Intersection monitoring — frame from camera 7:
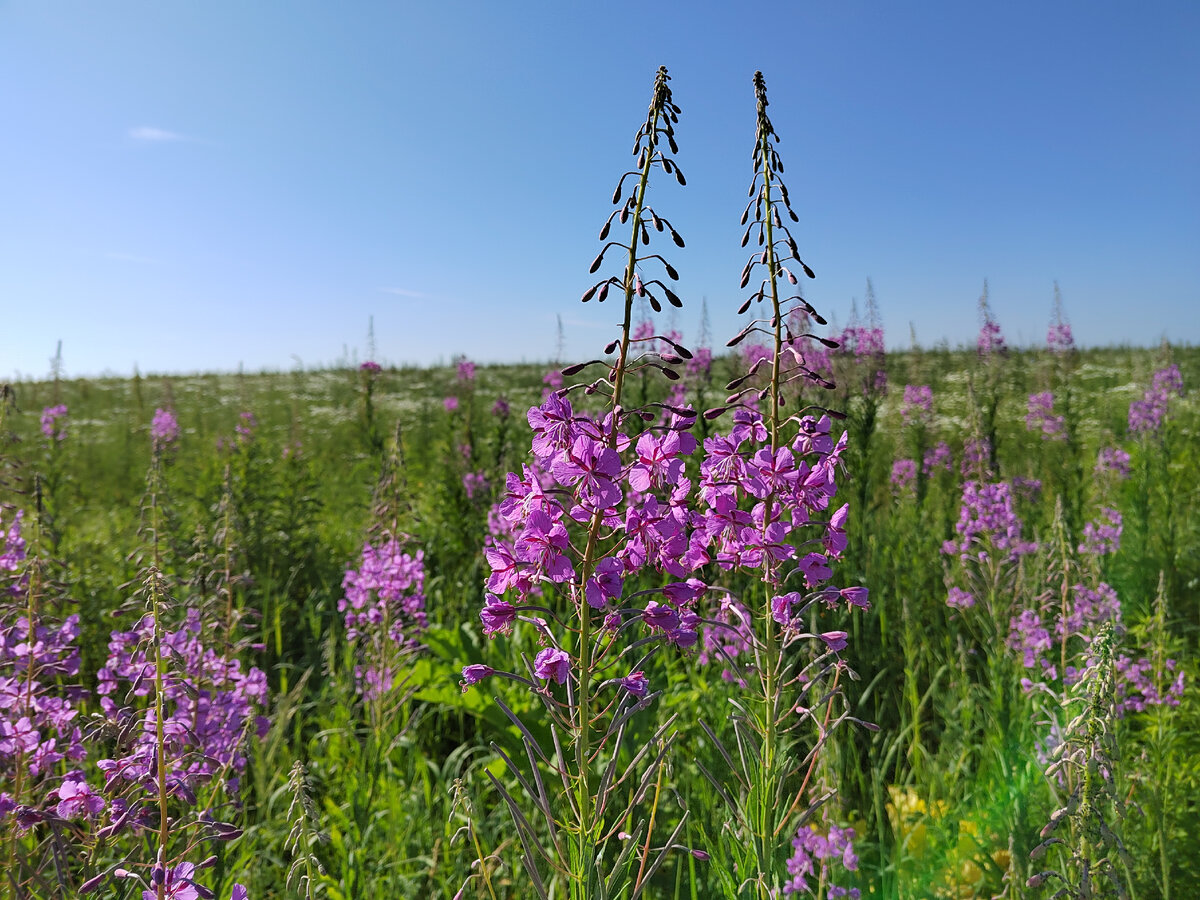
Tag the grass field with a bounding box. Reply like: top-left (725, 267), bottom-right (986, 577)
top-left (2, 333), bottom-right (1196, 899)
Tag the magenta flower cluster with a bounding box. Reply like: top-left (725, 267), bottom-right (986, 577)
top-left (977, 315), bottom-right (1006, 356)
top-left (1094, 446), bottom-right (1131, 479)
top-left (922, 442), bottom-right (952, 476)
top-left (151, 408), bottom-right (180, 449)
top-left (40, 404), bottom-right (68, 441)
top-left (899, 385), bottom-right (933, 427)
top-left (1, 612), bottom-right (87, 790)
top-left (1079, 507), bottom-right (1122, 556)
top-left (1025, 392), bottom-right (1065, 440)
top-left (1046, 320), bottom-right (1074, 352)
top-left (1, 510), bottom-right (26, 596)
top-left (890, 459), bottom-right (916, 492)
top-left (96, 608), bottom-right (268, 799)
top-left (1129, 364), bottom-right (1184, 435)
top-left (1115, 655), bottom-right (1185, 714)
top-left (340, 541), bottom-right (427, 699)
top-left (782, 821), bottom-right (860, 897)
top-left (960, 437), bottom-right (992, 478)
top-left (942, 481), bottom-right (1037, 565)
top-left (470, 389), bottom-right (863, 691)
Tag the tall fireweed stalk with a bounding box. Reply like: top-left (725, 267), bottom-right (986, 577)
top-left (695, 72), bottom-right (870, 899)
top-left (80, 433), bottom-right (257, 899)
top-left (462, 66), bottom-right (702, 900)
top-left (1028, 623), bottom-right (1130, 899)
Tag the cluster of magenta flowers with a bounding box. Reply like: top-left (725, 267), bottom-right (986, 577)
top-left (1114, 655), bottom-right (1185, 714)
top-left (782, 820), bottom-right (860, 897)
top-left (233, 411), bottom-right (256, 443)
top-left (151, 408), bottom-right (180, 450)
top-left (40, 404), bottom-right (68, 441)
top-left (96, 607), bottom-right (269, 800)
top-left (960, 437), bottom-right (992, 478)
top-left (1, 509), bottom-right (26, 594)
top-left (976, 308), bottom-right (1006, 356)
top-left (1079, 507), bottom-right (1122, 556)
top-left (1128, 363), bottom-right (1184, 435)
top-left (1007, 577), bottom-right (1186, 714)
top-left (359, 360), bottom-right (382, 373)
top-left (1094, 446), bottom-right (1131, 479)
top-left (1025, 392), bottom-right (1065, 440)
top-left (1046, 320), bottom-right (1075, 352)
top-left (922, 441), bottom-right (952, 476)
top-left (836, 322), bottom-right (887, 395)
top-left (942, 480), bottom-right (1037, 567)
top-left (1, 609), bottom-right (87, 802)
top-left (899, 384), bottom-right (932, 427)
top-left (890, 459), bottom-right (916, 492)
top-left (340, 540), bottom-right (426, 699)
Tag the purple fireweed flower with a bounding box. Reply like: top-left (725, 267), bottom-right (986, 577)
top-left (55, 774), bottom-right (105, 819)
top-left (585, 557), bottom-right (624, 609)
top-left (942, 481), bottom-right (1036, 563)
top-left (479, 596), bottom-right (517, 637)
top-left (1079, 507), bottom-right (1122, 556)
top-left (96, 609), bottom-right (268, 795)
top-left (661, 578), bottom-right (707, 605)
top-left (1025, 392), bottom-right (1065, 440)
top-left (977, 296), bottom-right (1006, 356)
top-left (1115, 655), bottom-right (1185, 714)
top-left (961, 437), bottom-right (992, 478)
top-left (492, 396), bottom-right (510, 417)
top-left (533, 648), bottom-right (570, 685)
top-left (641, 601), bottom-right (681, 634)
top-left (900, 385), bottom-right (933, 427)
top-left (443, 396), bottom-right (459, 412)
top-left (151, 408), bottom-right (180, 449)
top-left (528, 393), bottom-right (576, 462)
top-left (946, 587), bottom-right (975, 609)
top-left (890, 459), bottom-right (916, 491)
top-left (140, 862), bottom-right (202, 900)
top-left (1129, 363), bottom-right (1184, 434)
top-left (699, 595), bottom-right (753, 681)
top-left (1012, 476), bottom-right (1042, 502)
top-left (771, 592), bottom-right (803, 628)
top-left (463, 471), bottom-right (489, 500)
top-left (1094, 446), bottom-right (1131, 479)
top-left (514, 508), bottom-right (575, 585)
top-left (1, 510), bottom-right (27, 595)
top-left (1058, 582), bottom-right (1121, 639)
top-left (456, 357), bottom-right (476, 382)
top-left (460, 664), bottom-right (495, 691)
top-left (1008, 610), bottom-right (1053, 673)
top-left (550, 435), bottom-right (623, 511)
top-left (784, 821), bottom-right (860, 897)
top-left (820, 631), bottom-right (848, 652)
top-left (360, 360), bottom-right (381, 372)
top-left (618, 671), bottom-right (649, 697)
top-left (837, 586), bottom-right (870, 609)
top-left (340, 542), bottom-right (426, 698)
top-left (922, 441), bottom-right (953, 476)
top-left (40, 404), bottom-right (68, 441)
top-left (1047, 321), bottom-right (1074, 352)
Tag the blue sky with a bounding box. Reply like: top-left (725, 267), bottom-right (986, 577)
top-left (2, 1), bottom-right (1197, 378)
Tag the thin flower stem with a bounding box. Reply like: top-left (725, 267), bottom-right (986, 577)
top-left (570, 76), bottom-right (667, 898)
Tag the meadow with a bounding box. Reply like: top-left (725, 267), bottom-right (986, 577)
top-left (2, 70), bottom-right (1198, 900)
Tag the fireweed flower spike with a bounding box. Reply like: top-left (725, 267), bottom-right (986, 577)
top-left (467, 66), bottom-right (700, 898)
top-left (691, 72), bottom-right (867, 899)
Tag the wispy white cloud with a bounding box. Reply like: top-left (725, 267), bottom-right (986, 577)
top-left (128, 126), bottom-right (187, 143)
top-left (379, 287), bottom-right (425, 298)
